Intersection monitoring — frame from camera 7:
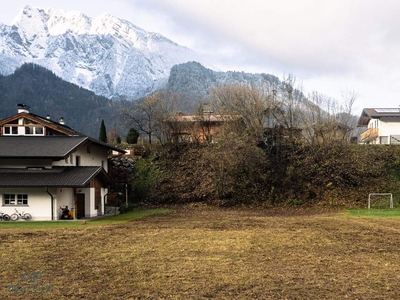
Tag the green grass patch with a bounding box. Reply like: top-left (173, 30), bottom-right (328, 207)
top-left (347, 208), bottom-right (400, 218)
top-left (0, 208), bottom-right (169, 229)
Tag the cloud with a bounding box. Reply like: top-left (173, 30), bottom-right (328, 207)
top-left (130, 0), bottom-right (400, 111)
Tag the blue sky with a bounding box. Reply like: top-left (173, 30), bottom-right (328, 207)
top-left (2, 0), bottom-right (400, 115)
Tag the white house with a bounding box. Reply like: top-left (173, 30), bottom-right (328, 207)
top-left (0, 104), bottom-right (125, 220)
top-left (358, 108), bottom-right (400, 144)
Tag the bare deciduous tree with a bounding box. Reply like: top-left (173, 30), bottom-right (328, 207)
top-left (121, 90), bottom-right (182, 144)
top-left (272, 74), bottom-right (304, 129)
top-left (107, 127), bottom-right (122, 146)
top-left (302, 89), bottom-right (358, 144)
top-left (210, 84), bottom-right (272, 141)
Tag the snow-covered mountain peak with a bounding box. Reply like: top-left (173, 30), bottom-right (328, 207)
top-left (43, 7), bottom-right (92, 35)
top-left (11, 5), bottom-right (48, 45)
top-left (90, 14), bottom-right (144, 43)
top-left (0, 5), bottom-right (197, 99)
top-left (12, 5), bottom-right (41, 25)
top-left (13, 6), bottom-right (175, 48)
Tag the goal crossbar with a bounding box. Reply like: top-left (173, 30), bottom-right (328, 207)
top-left (368, 193), bottom-right (393, 209)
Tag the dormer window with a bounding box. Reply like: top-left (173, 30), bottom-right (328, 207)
top-left (35, 127), bottom-right (44, 135)
top-left (3, 125), bottom-right (44, 136)
top-left (25, 126), bottom-right (44, 135)
top-left (4, 126), bottom-right (18, 135)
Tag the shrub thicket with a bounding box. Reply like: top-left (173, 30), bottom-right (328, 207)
top-left (136, 142), bottom-right (400, 208)
top-left (131, 151), bottom-right (165, 202)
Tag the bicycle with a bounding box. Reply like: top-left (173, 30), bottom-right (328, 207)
top-left (10, 208), bottom-right (32, 221)
top-left (0, 212), bottom-right (10, 221)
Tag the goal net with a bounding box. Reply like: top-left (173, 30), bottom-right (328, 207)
top-left (368, 193), bottom-right (393, 209)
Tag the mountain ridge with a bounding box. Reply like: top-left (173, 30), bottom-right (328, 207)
top-left (0, 5), bottom-right (287, 114)
top-left (0, 63), bottom-right (119, 138)
top-left (166, 61), bottom-right (282, 111)
top-left (0, 5), bottom-right (197, 100)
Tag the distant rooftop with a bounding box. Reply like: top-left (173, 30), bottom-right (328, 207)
top-left (358, 108), bottom-right (400, 127)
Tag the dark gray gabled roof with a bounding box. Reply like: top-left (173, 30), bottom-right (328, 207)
top-left (0, 136), bottom-right (125, 158)
top-left (85, 136), bottom-right (126, 154)
top-left (0, 136), bottom-right (88, 158)
top-left (0, 166), bottom-right (112, 187)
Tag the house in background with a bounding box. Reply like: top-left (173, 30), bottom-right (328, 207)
top-left (165, 112), bottom-right (243, 143)
top-left (358, 108), bottom-right (400, 144)
top-left (0, 104), bottom-right (125, 220)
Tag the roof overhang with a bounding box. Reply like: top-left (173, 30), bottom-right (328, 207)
top-left (358, 108), bottom-right (400, 127)
top-left (0, 112), bottom-right (78, 136)
top-left (0, 136), bottom-right (88, 158)
top-left (0, 166), bottom-right (113, 188)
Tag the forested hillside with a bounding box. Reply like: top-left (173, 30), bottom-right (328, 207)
top-left (0, 63), bottom-right (120, 137)
top-left (167, 61), bottom-right (281, 111)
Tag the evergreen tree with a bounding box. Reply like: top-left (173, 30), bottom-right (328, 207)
top-left (99, 119), bottom-right (108, 143)
top-left (126, 128), bottom-right (140, 144)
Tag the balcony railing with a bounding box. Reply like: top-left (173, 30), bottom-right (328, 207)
top-left (360, 128), bottom-right (379, 142)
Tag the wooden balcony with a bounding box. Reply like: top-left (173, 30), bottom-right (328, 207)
top-left (360, 128), bottom-right (378, 142)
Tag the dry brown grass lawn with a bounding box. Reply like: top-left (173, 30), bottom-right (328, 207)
top-left (1, 207), bottom-right (400, 299)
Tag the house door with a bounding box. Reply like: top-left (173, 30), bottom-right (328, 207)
top-left (77, 194), bottom-right (85, 218)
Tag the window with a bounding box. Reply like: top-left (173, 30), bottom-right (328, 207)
top-left (17, 194), bottom-right (28, 205)
top-left (4, 126), bottom-right (18, 135)
top-left (35, 127), bottom-right (44, 135)
top-left (4, 125), bottom-right (44, 135)
top-left (76, 156), bottom-right (81, 166)
top-left (25, 126), bottom-right (44, 135)
top-left (4, 194), bottom-right (15, 205)
top-left (25, 126), bottom-right (34, 134)
top-left (3, 194), bottom-right (28, 205)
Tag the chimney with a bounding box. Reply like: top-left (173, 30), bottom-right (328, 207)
top-left (59, 117), bottom-right (65, 125)
top-left (17, 103), bottom-right (30, 114)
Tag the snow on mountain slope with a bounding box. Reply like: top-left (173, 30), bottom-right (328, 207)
top-left (0, 5), bottom-right (197, 99)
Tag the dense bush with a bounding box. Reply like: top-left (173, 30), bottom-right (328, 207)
top-left (131, 151), bottom-right (165, 202)
top-left (119, 202), bottom-right (137, 214)
top-left (265, 142), bottom-right (400, 207)
top-left (138, 142), bottom-right (400, 208)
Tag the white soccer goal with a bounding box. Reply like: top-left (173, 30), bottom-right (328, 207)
top-left (368, 193), bottom-right (393, 209)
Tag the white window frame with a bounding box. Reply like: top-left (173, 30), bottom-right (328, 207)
top-left (3, 194), bottom-right (16, 205)
top-left (17, 194), bottom-right (28, 205)
top-left (3, 194), bottom-right (28, 206)
top-left (4, 126), bottom-right (18, 135)
top-left (3, 125), bottom-right (44, 136)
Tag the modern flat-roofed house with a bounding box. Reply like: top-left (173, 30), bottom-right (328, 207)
top-left (358, 108), bottom-right (400, 144)
top-left (0, 104), bottom-right (125, 220)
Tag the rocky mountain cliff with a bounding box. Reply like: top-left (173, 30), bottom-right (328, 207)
top-left (0, 5), bottom-right (197, 100)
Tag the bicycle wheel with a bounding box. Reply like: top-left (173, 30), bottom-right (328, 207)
top-left (23, 213), bottom-right (32, 221)
top-left (10, 214), bottom-right (18, 221)
top-left (2, 214), bottom-right (10, 221)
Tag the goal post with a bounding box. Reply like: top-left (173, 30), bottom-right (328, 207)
top-left (368, 193), bottom-right (393, 209)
